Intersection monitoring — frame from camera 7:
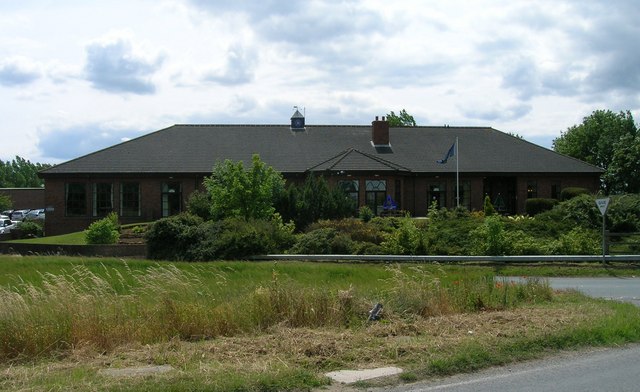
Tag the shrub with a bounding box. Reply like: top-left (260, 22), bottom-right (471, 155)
top-left (525, 198), bottom-right (559, 216)
top-left (210, 217), bottom-right (295, 259)
top-left (561, 187), bottom-right (589, 201)
top-left (607, 194), bottom-right (640, 232)
top-left (425, 214), bottom-right (483, 255)
top-left (307, 218), bottom-right (385, 244)
top-left (289, 228), bottom-right (340, 254)
top-left (553, 193), bottom-right (601, 229)
top-left (483, 195), bottom-right (496, 216)
top-left (381, 218), bottom-right (424, 255)
top-left (358, 205), bottom-right (374, 222)
top-left (550, 227), bottom-right (600, 255)
top-left (15, 221), bottom-right (43, 238)
top-left (470, 215), bottom-right (507, 255)
top-left (85, 212), bottom-right (120, 244)
top-left (145, 213), bottom-right (206, 260)
top-left (186, 189), bottom-right (213, 220)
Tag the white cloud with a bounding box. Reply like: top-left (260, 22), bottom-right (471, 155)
top-left (0, 56), bottom-right (41, 86)
top-left (84, 32), bottom-right (165, 94)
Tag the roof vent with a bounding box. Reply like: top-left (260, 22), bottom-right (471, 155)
top-left (291, 106), bottom-right (305, 131)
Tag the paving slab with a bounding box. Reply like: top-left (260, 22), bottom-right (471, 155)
top-left (98, 364), bottom-right (174, 377)
top-left (325, 367), bottom-right (403, 384)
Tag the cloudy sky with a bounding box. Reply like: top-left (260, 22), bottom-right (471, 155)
top-left (1, 0), bottom-right (639, 164)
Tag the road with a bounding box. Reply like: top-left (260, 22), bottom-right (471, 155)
top-left (375, 277), bottom-right (640, 392)
top-left (382, 345), bottom-right (640, 392)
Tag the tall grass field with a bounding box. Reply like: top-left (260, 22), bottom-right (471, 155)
top-left (1, 255), bottom-right (640, 391)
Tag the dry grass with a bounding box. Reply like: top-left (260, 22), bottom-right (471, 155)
top-left (0, 297), bottom-right (617, 391)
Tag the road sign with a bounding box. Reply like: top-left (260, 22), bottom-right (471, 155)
top-left (596, 198), bottom-right (610, 216)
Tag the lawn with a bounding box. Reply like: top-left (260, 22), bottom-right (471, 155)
top-left (0, 255), bottom-right (639, 391)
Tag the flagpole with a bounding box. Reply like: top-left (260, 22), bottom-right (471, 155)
top-left (456, 136), bottom-right (459, 208)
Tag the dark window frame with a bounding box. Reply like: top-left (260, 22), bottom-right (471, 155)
top-left (121, 182), bottom-right (141, 217)
top-left (65, 183), bottom-right (87, 216)
top-left (93, 182), bottom-right (113, 217)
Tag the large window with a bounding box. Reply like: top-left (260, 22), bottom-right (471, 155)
top-left (65, 183), bottom-right (87, 216)
top-left (338, 180), bottom-right (359, 211)
top-left (365, 179), bottom-right (386, 215)
top-left (162, 182), bottom-right (182, 217)
top-left (453, 181), bottom-right (471, 209)
top-left (93, 183), bottom-right (113, 216)
top-left (428, 183), bottom-right (446, 208)
top-left (121, 183), bottom-right (141, 217)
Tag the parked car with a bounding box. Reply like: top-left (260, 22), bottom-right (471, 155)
top-left (2, 210), bottom-right (13, 217)
top-left (24, 209), bottom-right (45, 221)
top-left (10, 209), bottom-right (30, 221)
top-left (0, 219), bottom-right (17, 234)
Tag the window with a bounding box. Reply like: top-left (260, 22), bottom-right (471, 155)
top-left (65, 183), bottom-right (87, 216)
top-left (121, 183), bottom-right (140, 217)
top-left (428, 183), bottom-right (446, 208)
top-left (162, 182), bottom-right (182, 217)
top-left (93, 183), bottom-right (113, 216)
top-left (527, 181), bottom-right (537, 198)
top-left (365, 180), bottom-right (386, 215)
top-left (453, 181), bottom-right (471, 209)
top-left (338, 180), bottom-right (359, 211)
top-left (551, 183), bottom-right (561, 200)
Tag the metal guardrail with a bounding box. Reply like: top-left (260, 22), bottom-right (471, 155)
top-left (253, 254), bottom-right (640, 263)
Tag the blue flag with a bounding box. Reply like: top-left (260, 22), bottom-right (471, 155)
top-left (437, 142), bottom-right (455, 164)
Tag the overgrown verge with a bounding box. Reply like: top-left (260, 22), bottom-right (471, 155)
top-left (0, 264), bottom-right (551, 361)
top-left (1, 294), bottom-right (639, 391)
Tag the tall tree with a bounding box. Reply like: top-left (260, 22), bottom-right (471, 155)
top-left (603, 133), bottom-right (640, 194)
top-left (553, 110), bottom-right (637, 193)
top-left (204, 154), bottom-right (284, 221)
top-left (0, 156), bottom-right (51, 188)
top-left (386, 109), bottom-right (416, 127)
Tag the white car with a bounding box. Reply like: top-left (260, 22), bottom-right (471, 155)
top-left (0, 219), bottom-right (16, 234)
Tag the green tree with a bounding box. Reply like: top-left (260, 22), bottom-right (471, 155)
top-left (276, 174), bottom-right (355, 230)
top-left (386, 109), bottom-right (416, 127)
top-left (603, 133), bottom-right (640, 194)
top-left (0, 156), bottom-right (51, 188)
top-left (553, 110), bottom-right (637, 193)
top-left (0, 194), bottom-right (12, 211)
top-left (204, 154), bottom-right (284, 221)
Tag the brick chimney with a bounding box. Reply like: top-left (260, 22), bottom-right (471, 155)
top-left (371, 116), bottom-right (390, 146)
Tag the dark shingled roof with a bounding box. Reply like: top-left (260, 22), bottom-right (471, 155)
top-left (41, 124), bottom-right (603, 176)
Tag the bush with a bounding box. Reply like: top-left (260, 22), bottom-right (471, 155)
top-left (470, 215), bottom-right (507, 255)
top-left (186, 190), bottom-right (213, 220)
top-left (525, 198), bottom-right (559, 216)
top-left (561, 187), bottom-right (589, 201)
top-left (14, 221), bottom-right (43, 238)
top-left (85, 212), bottom-right (120, 245)
top-left (381, 218), bottom-right (424, 255)
top-left (210, 217), bottom-right (295, 260)
top-left (358, 205), bottom-right (374, 222)
top-left (550, 227), bottom-right (600, 255)
top-left (145, 213), bottom-right (206, 260)
top-left (307, 218), bottom-right (385, 244)
top-left (608, 194), bottom-right (640, 232)
top-left (483, 195), bottom-right (496, 216)
top-left (290, 228), bottom-right (338, 254)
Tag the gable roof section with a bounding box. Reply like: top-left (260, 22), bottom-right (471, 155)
top-left (40, 124), bottom-right (603, 176)
top-left (307, 148), bottom-right (411, 172)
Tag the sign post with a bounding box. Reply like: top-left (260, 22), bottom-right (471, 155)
top-left (596, 198), bottom-right (610, 264)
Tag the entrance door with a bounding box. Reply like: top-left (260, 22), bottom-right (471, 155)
top-left (482, 177), bottom-right (516, 214)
